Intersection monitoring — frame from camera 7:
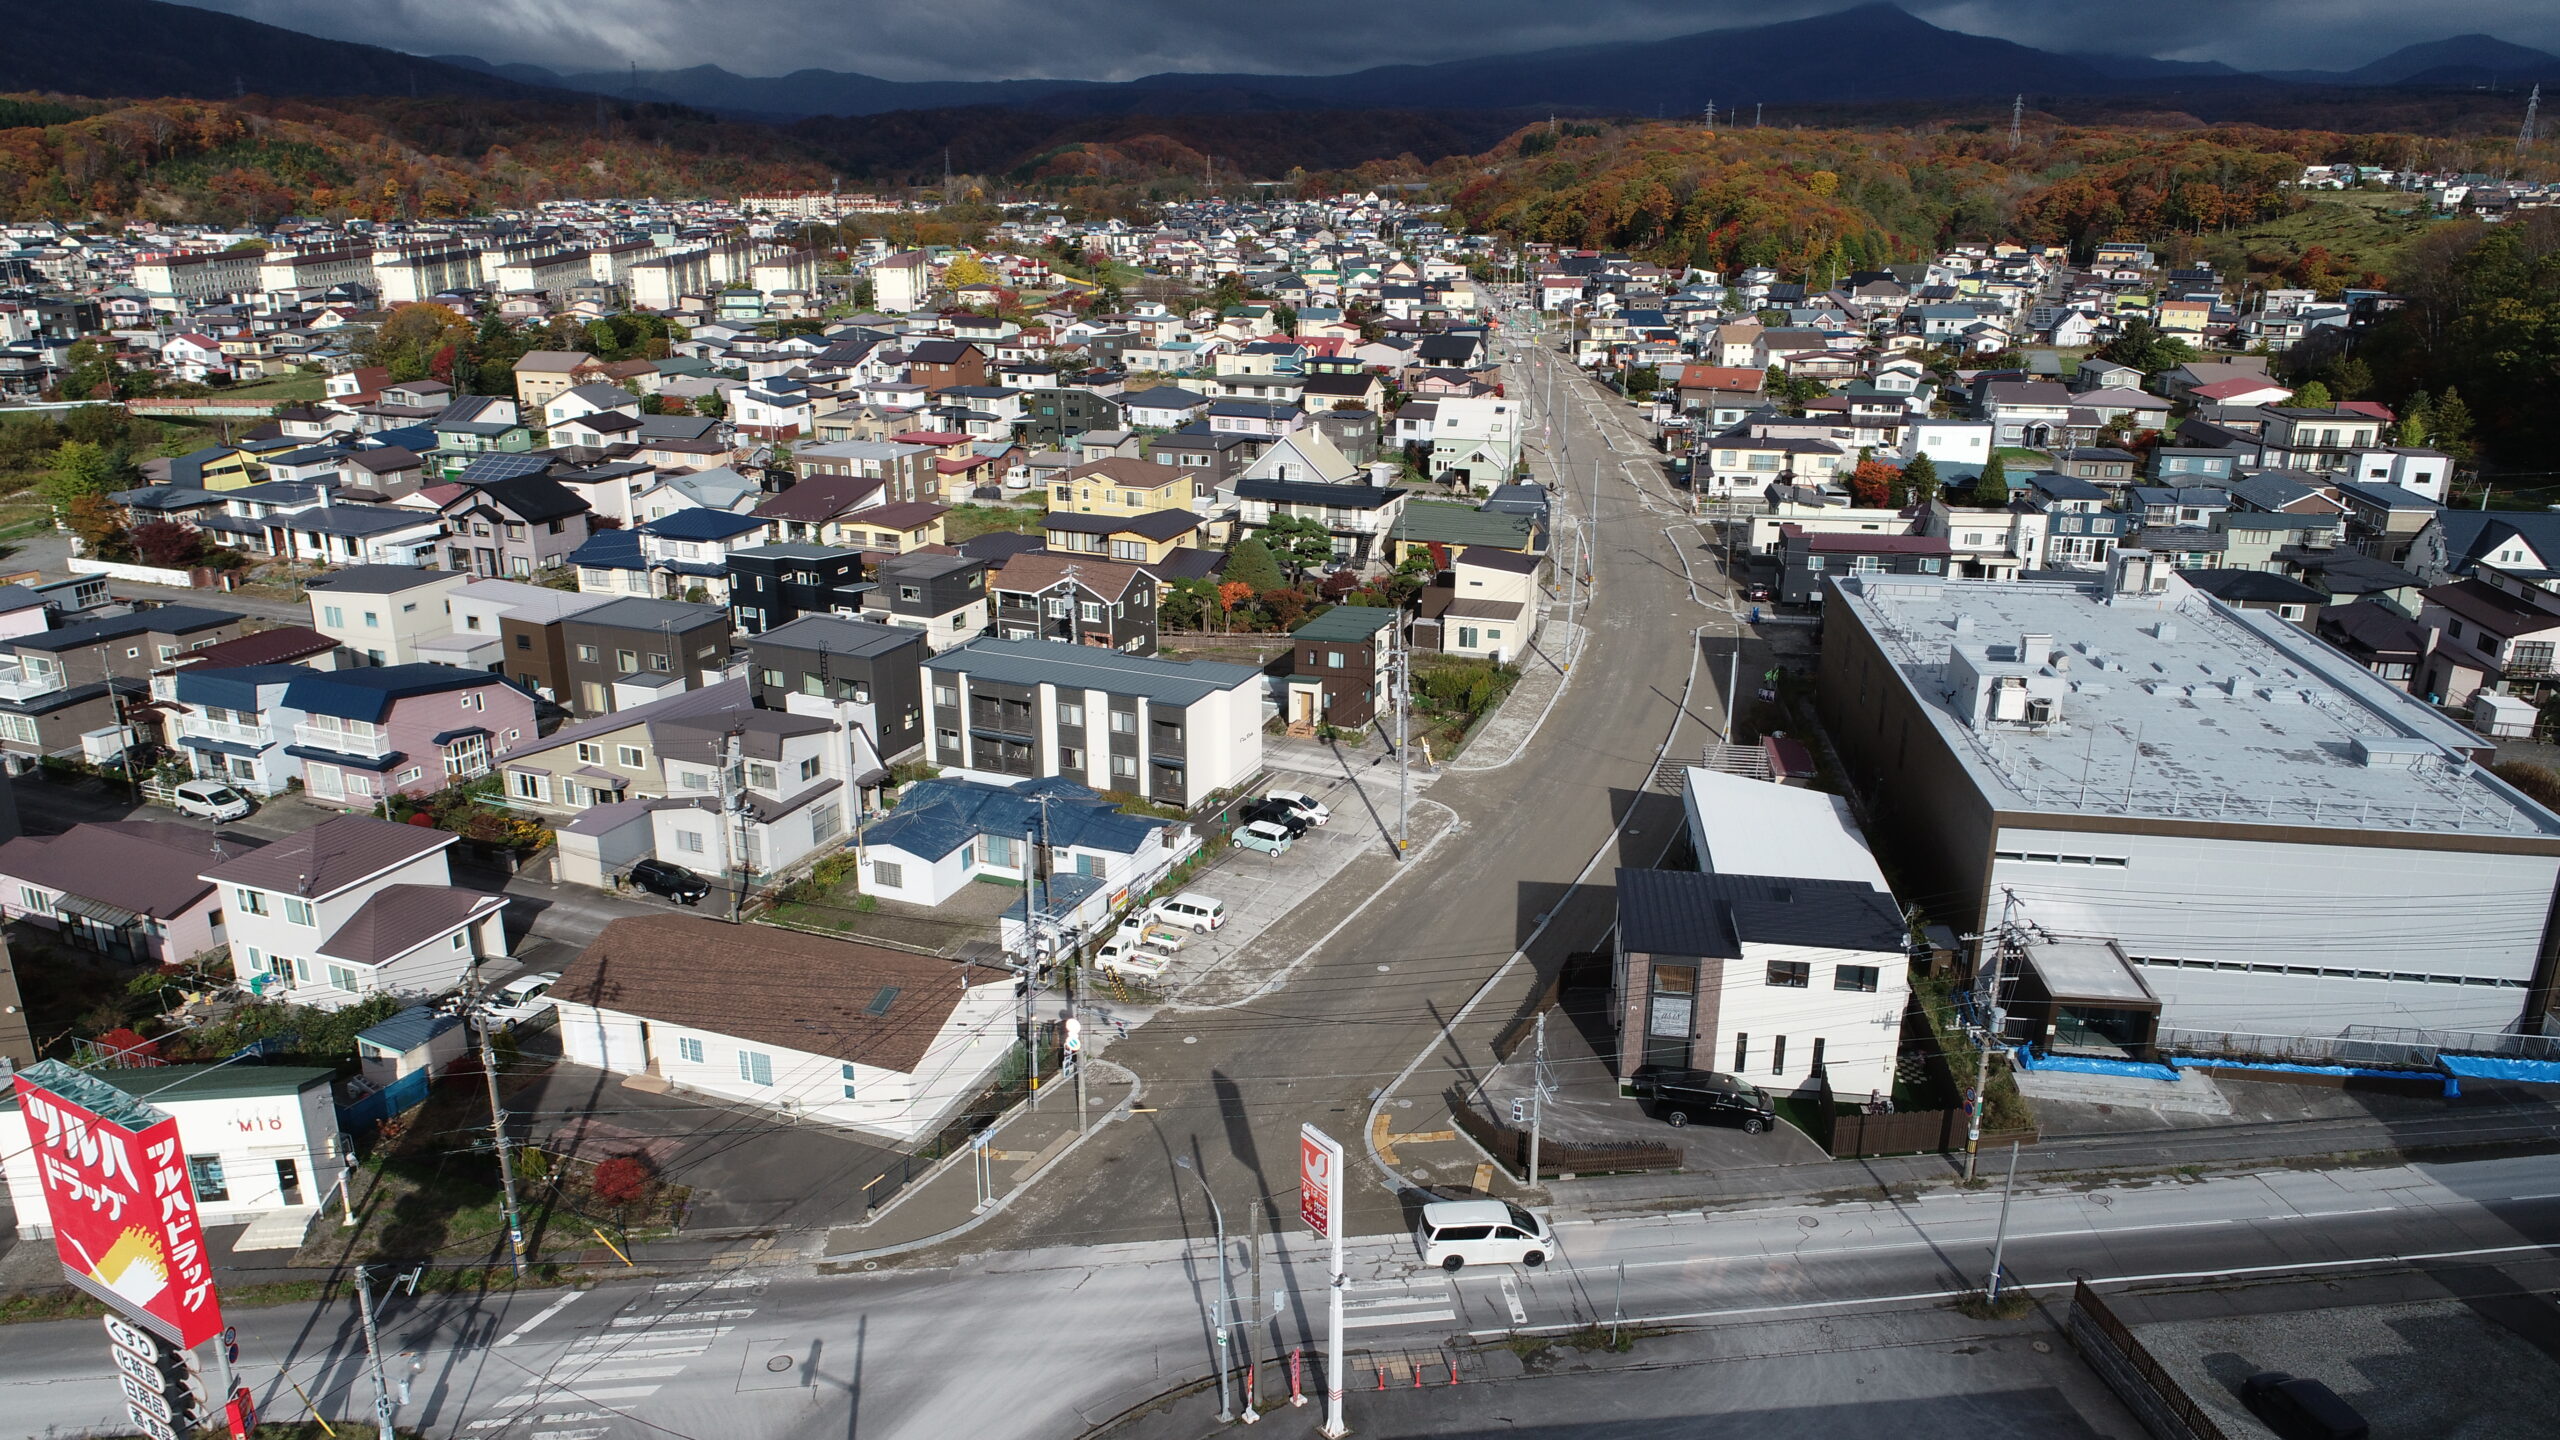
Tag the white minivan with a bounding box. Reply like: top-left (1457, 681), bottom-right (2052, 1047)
top-left (1415, 1199), bottom-right (1555, 1273)
top-left (1150, 892), bottom-right (1226, 933)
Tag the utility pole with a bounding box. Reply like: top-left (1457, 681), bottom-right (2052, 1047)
top-left (721, 727), bottom-right (747, 924)
top-left (1176, 1157), bottom-right (1234, 1424)
top-left (470, 974), bottom-right (527, 1278)
top-left (1394, 617), bottom-right (1409, 857)
top-left (1964, 889), bottom-right (2021, 1181)
top-left (1724, 642), bottom-right (1741, 738)
top-left (1525, 1010), bottom-right (1546, 1185)
top-left (353, 1264), bottom-right (419, 1439)
top-left (1985, 1139), bottom-right (2022, 1300)
top-left (1022, 819), bottom-right (1042, 1107)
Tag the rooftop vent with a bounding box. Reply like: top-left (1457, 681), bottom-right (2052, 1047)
top-left (2153, 621), bottom-right (2178, 641)
top-left (2349, 735), bottom-right (2433, 768)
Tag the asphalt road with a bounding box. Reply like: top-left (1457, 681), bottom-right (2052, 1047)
top-left (3, 1153), bottom-right (2554, 1440)
top-left (918, 309), bottom-right (1747, 1258)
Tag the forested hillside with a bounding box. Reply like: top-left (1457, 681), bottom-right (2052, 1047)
top-left (0, 94), bottom-right (834, 224)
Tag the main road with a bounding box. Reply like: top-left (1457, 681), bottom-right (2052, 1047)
top-left (3, 1154), bottom-right (2555, 1438)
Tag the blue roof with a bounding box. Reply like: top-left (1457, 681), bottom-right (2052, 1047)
top-left (356, 1004), bottom-right (461, 1055)
top-left (172, 663), bottom-right (313, 713)
top-left (282, 663), bottom-right (488, 723)
top-left (15, 605), bottom-right (239, 653)
top-left (863, 775), bottom-right (1167, 864)
top-left (179, 735), bottom-right (265, 758)
top-left (640, 509), bottom-right (770, 541)
top-left (1000, 872), bottom-right (1104, 921)
top-left (569, 530), bottom-right (645, 570)
top-left (367, 425), bottom-right (438, 452)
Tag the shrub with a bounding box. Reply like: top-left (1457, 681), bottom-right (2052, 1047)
top-left (591, 1154), bottom-right (655, 1207)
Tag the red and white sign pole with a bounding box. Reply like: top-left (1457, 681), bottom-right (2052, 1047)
top-left (1300, 1124), bottom-right (1348, 1438)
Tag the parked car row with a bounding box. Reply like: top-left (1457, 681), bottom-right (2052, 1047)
top-left (1234, 789), bottom-right (1334, 858)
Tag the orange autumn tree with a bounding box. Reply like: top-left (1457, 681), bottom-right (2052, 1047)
top-left (1847, 458), bottom-right (1904, 509)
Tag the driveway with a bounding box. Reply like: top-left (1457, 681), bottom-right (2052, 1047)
top-left (503, 1057), bottom-right (909, 1234)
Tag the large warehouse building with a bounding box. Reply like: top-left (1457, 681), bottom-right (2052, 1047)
top-left (1818, 552), bottom-right (2560, 1052)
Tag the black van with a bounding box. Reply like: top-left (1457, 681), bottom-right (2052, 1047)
top-left (1629, 1067), bottom-right (1777, 1133)
top-left (2240, 1372), bottom-right (2369, 1440)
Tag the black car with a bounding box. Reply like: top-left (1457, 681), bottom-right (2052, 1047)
top-left (2240, 1373), bottom-right (2368, 1440)
top-left (629, 858), bottom-right (712, 906)
top-left (1240, 801), bottom-right (1313, 838)
top-left (1629, 1067), bottom-right (1776, 1133)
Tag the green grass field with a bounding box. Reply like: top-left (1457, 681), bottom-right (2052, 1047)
top-left (2208, 192), bottom-right (2447, 283)
top-left (216, 369), bottom-right (327, 402)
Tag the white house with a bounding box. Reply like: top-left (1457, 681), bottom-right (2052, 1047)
top-left (204, 815), bottom-right (508, 1010)
top-left (921, 638), bottom-right (1264, 810)
top-left (858, 775), bottom-right (1196, 908)
top-left (548, 914), bottom-right (1017, 1144)
top-left (2, 1060), bottom-right (348, 1239)
top-left (1611, 767), bottom-right (1911, 1101)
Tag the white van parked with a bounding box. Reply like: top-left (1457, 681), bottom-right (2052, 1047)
top-left (1149, 892), bottom-right (1226, 933)
top-left (1414, 1199), bottom-right (1555, 1273)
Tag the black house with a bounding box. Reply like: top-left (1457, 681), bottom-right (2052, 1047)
top-left (1018, 387), bottom-right (1126, 448)
top-left (745, 613), bottom-right (929, 762)
top-left (859, 551), bottom-right (989, 651)
top-left (726, 543), bottom-right (868, 636)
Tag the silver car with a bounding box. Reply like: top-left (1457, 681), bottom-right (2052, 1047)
top-left (172, 778), bottom-right (253, 821)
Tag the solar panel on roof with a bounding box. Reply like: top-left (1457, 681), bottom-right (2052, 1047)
top-left (459, 452), bottom-right (551, 484)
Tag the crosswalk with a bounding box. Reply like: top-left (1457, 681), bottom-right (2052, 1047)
top-left (1339, 1277), bottom-right (1458, 1331)
top-left (474, 1277), bottom-right (768, 1438)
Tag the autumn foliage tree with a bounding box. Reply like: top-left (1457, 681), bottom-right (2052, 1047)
top-left (1847, 459), bottom-right (1903, 509)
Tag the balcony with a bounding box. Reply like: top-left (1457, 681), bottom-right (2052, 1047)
top-left (0, 664), bottom-right (64, 703)
top-left (292, 723), bottom-right (394, 759)
top-left (184, 717), bottom-right (272, 746)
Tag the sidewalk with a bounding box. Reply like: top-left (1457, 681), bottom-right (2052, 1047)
top-left (1449, 614), bottom-right (1585, 773)
top-left (820, 1059), bottom-right (1139, 1262)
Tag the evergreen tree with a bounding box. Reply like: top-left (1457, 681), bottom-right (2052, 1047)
top-left (2430, 389), bottom-right (2474, 461)
top-left (1225, 536), bottom-right (1286, 593)
top-left (1969, 452), bottom-right (2009, 508)
top-left (1903, 451), bottom-right (1940, 501)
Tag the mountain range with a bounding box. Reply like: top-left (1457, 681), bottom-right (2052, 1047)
top-left (2, 0), bottom-right (2554, 137)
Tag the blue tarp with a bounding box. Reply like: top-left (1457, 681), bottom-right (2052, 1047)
top-left (2439, 1053), bottom-right (2560, 1085)
top-left (2173, 1055), bottom-right (2457, 1097)
top-left (2013, 1047), bottom-right (2179, 1082)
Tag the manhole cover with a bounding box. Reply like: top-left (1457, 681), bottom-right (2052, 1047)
top-left (2033, 1341), bottom-right (2051, 1353)
top-left (2090, 1193), bottom-right (2114, 1208)
top-left (1184, 1036), bottom-right (1198, 1045)
top-left (766, 1355), bottom-right (795, 1373)
top-left (1797, 1216), bottom-right (1819, 1229)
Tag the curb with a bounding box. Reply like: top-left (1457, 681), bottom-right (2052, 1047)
top-left (817, 1058), bottom-right (1144, 1265)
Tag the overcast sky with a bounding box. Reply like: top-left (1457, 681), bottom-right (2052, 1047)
top-left (166, 0), bottom-right (2560, 81)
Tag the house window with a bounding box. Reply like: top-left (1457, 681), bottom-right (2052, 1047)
top-left (842, 1063), bottom-right (858, 1100)
top-left (577, 644), bottom-right (600, 662)
top-left (618, 745), bottom-right (647, 769)
top-left (934, 685), bottom-right (959, 707)
top-left (1058, 702), bottom-right (1084, 727)
top-left (1111, 754), bottom-right (1137, 779)
top-left (577, 742), bottom-right (604, 764)
top-left (872, 860), bottom-right (904, 888)
top-left (737, 1050), bottom-right (774, 1086)
top-left (234, 888), bottom-right (267, 916)
top-left (676, 830), bottom-right (706, 855)
top-left (1835, 965), bottom-right (1881, 993)
top-left (800, 755), bottom-right (823, 781)
top-left (649, 652), bottom-right (670, 672)
top-left (812, 805), bottom-right (842, 843)
top-left (15, 885), bottom-right (46, 915)
top-left (760, 667), bottom-right (784, 687)
top-left (1766, 961), bottom-right (1811, 989)
top-left (323, 606), bottom-right (344, 627)
top-left (510, 770), bottom-right (548, 803)
top-left (283, 898), bottom-right (314, 927)
top-left (678, 1037), bottom-right (704, 1064)
top-left (1771, 1035), bottom-right (1788, 1075)
top-left (1109, 711), bottom-right (1136, 734)
top-left (327, 963), bottom-right (359, 992)
top-left (747, 761), bottom-right (778, 790)
top-left (1733, 1032), bottom-right (1749, 1071)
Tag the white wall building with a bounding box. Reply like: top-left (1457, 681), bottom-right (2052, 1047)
top-left (206, 816), bottom-right (508, 1011)
top-left (922, 638), bottom-right (1263, 809)
top-left (2, 1062), bottom-right (347, 1237)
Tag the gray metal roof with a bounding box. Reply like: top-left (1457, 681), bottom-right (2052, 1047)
top-left (925, 636), bottom-right (1259, 707)
top-left (569, 597), bottom-right (732, 632)
top-left (752, 614), bottom-right (921, 658)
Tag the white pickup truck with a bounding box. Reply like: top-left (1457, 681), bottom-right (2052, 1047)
top-left (1093, 939), bottom-right (1172, 980)
top-left (1114, 916), bottom-right (1187, 954)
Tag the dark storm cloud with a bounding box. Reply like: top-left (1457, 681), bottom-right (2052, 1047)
top-left (163, 0), bottom-right (2560, 80)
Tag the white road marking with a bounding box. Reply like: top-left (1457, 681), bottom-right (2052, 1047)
top-left (531, 1430), bottom-right (610, 1440)
top-left (1499, 1276), bottom-right (1527, 1325)
top-left (1343, 1307), bottom-right (1458, 1331)
top-left (495, 1384), bottom-right (665, 1406)
top-left (549, 1364), bottom-right (688, 1383)
top-left (571, 1327), bottom-right (733, 1348)
top-left (652, 1278), bottom-right (763, 1292)
top-left (494, 1292), bottom-right (583, 1348)
top-left (610, 1308), bottom-right (757, 1327)
top-left (560, 1341), bottom-right (719, 1361)
top-left (2508, 1192), bottom-right (2560, 1202)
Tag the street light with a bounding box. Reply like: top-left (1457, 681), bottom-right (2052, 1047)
top-left (1173, 1155), bottom-right (1235, 1423)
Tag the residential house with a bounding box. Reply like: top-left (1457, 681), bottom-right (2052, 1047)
top-left (988, 552), bottom-right (1158, 655)
top-left (1041, 510), bottom-right (1211, 572)
top-left (794, 440), bottom-right (940, 506)
top-left (2318, 601), bottom-right (2433, 690)
top-left (727, 544), bottom-right (868, 635)
top-left (903, 338), bottom-right (988, 390)
top-left (1699, 434), bottom-right (1847, 501)
top-left (860, 552), bottom-right (990, 653)
top-left (2418, 567), bottom-right (2560, 706)
top-left (1779, 528), bottom-right (1951, 608)
top-left (165, 663), bottom-right (316, 796)
top-left (1237, 478), bottom-right (1407, 569)
top-left (922, 637), bottom-right (1263, 809)
top-left (2329, 480), bottom-right (2440, 565)
top-left (0, 606), bottom-right (246, 759)
top-left (0, 821), bottom-right (243, 964)
top-left (442, 581), bottom-right (616, 704)
top-left (630, 509), bottom-right (772, 603)
top-left (1053, 456), bottom-right (1200, 517)
top-left (280, 663), bottom-right (533, 805)
top-left (746, 612), bottom-right (927, 763)
top-left (307, 567), bottom-right (468, 666)
top-left (1411, 547), bottom-right (1541, 661)
top-left (2258, 408), bottom-right (2388, 473)
top-left (1119, 386), bottom-right (1214, 430)
top-left (512, 350), bottom-right (609, 411)
top-left (207, 815), bottom-right (507, 1011)
top-left (2408, 512), bottom-right (2560, 586)
top-left (753, 473), bottom-right (886, 545)
top-left (1280, 604), bottom-right (1393, 731)
top-left (437, 474), bottom-right (592, 578)
top-left (858, 776), bottom-right (1195, 910)
top-left (548, 914), bottom-right (1015, 1144)
top-left (1978, 381), bottom-right (2076, 448)
top-left (1386, 502), bottom-right (1540, 567)
top-left (1611, 767), bottom-right (1910, 1099)
top-left (559, 597), bottom-right (733, 716)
